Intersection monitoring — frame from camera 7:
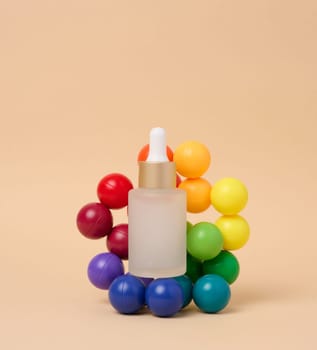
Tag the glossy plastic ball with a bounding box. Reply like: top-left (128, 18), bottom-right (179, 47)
top-left (179, 178), bottom-right (211, 213)
top-left (193, 274), bottom-right (231, 313)
top-left (186, 253), bottom-right (202, 283)
top-left (174, 275), bottom-right (193, 308)
top-left (203, 251), bottom-right (240, 284)
top-left (76, 202), bottom-right (113, 239)
top-left (186, 221), bottom-right (193, 235)
top-left (107, 224), bottom-right (128, 260)
top-left (109, 274), bottom-right (145, 314)
top-left (137, 276), bottom-right (154, 287)
top-left (211, 178), bottom-right (248, 215)
top-left (176, 173), bottom-right (182, 187)
top-left (138, 144), bottom-right (174, 162)
top-left (215, 215), bottom-right (250, 250)
top-left (146, 278), bottom-right (183, 317)
top-left (87, 252), bottom-right (124, 290)
top-left (187, 222), bottom-right (223, 261)
top-left (173, 141), bottom-right (211, 178)
top-left (97, 173), bottom-right (133, 209)
top-left (127, 273), bottom-right (154, 287)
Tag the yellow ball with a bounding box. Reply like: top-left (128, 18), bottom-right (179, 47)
top-left (211, 177), bottom-right (248, 215)
top-left (173, 141), bottom-right (211, 178)
top-left (215, 215), bottom-right (250, 250)
top-left (179, 178), bottom-right (211, 213)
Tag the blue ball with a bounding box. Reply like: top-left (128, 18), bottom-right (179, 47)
top-left (173, 275), bottom-right (193, 308)
top-left (193, 274), bottom-right (231, 313)
top-left (87, 252), bottom-right (124, 290)
top-left (109, 274), bottom-right (145, 314)
top-left (146, 278), bottom-right (183, 317)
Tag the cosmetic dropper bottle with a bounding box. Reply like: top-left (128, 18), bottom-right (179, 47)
top-left (128, 127), bottom-right (187, 278)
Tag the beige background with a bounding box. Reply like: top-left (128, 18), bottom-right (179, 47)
top-left (1, 1), bottom-right (316, 349)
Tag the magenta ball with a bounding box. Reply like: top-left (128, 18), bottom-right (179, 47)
top-left (87, 252), bottom-right (124, 290)
top-left (107, 224), bottom-right (129, 260)
top-left (76, 202), bottom-right (113, 239)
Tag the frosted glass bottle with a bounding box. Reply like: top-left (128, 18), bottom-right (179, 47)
top-left (128, 127), bottom-right (187, 278)
top-left (128, 188), bottom-right (186, 277)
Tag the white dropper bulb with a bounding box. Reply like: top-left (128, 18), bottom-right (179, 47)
top-left (146, 127), bottom-right (169, 162)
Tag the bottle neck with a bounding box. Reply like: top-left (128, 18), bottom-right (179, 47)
top-left (138, 161), bottom-right (176, 189)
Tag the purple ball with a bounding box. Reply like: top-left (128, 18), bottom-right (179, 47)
top-left (127, 273), bottom-right (154, 287)
top-left (87, 253), bottom-right (124, 289)
top-left (76, 202), bottom-right (113, 239)
top-left (137, 276), bottom-right (154, 287)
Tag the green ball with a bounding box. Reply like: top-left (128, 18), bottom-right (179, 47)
top-left (186, 221), bottom-right (193, 242)
top-left (186, 221), bottom-right (193, 234)
top-left (202, 251), bottom-right (240, 284)
top-left (186, 253), bottom-right (202, 283)
top-left (187, 222), bottom-right (223, 261)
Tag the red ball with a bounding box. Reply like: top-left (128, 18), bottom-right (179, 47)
top-left (176, 173), bottom-right (182, 187)
top-left (76, 202), bottom-right (113, 239)
top-left (97, 173), bottom-right (133, 209)
top-left (107, 224), bottom-right (129, 260)
top-left (137, 144), bottom-right (174, 162)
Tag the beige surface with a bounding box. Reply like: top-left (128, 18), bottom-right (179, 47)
top-left (1, 1), bottom-right (317, 349)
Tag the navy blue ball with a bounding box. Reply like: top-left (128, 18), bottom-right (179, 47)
top-left (109, 274), bottom-right (145, 314)
top-left (146, 278), bottom-right (183, 317)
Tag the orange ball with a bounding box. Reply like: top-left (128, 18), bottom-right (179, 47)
top-left (137, 144), bottom-right (174, 162)
top-left (173, 141), bottom-right (211, 178)
top-left (179, 178), bottom-right (212, 213)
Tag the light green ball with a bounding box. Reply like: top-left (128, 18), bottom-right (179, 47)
top-left (187, 222), bottom-right (223, 261)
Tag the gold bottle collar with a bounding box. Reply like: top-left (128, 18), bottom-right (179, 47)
top-left (138, 161), bottom-right (176, 189)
